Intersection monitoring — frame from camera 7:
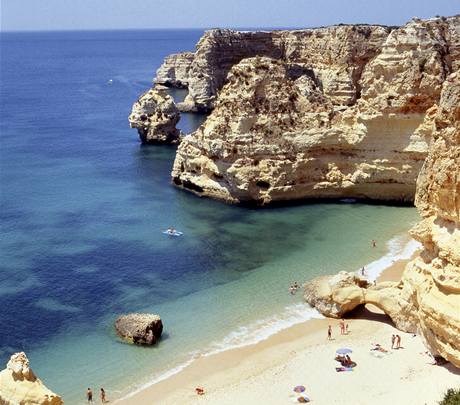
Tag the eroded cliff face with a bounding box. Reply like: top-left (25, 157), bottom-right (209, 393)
top-left (398, 72), bottom-right (460, 366)
top-left (158, 25), bottom-right (391, 111)
top-left (171, 16), bottom-right (459, 204)
top-left (155, 52), bottom-right (194, 88)
top-left (0, 352), bottom-right (63, 405)
top-left (304, 73), bottom-right (460, 367)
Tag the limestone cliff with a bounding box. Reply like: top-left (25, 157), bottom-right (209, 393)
top-left (128, 87), bottom-right (180, 144)
top-left (171, 15), bottom-right (459, 204)
top-left (304, 73), bottom-right (460, 367)
top-left (155, 52), bottom-right (194, 88)
top-left (398, 72), bottom-right (460, 366)
top-left (158, 25), bottom-right (391, 112)
top-left (0, 352), bottom-right (63, 405)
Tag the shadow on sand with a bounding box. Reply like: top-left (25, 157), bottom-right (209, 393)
top-left (346, 304), bottom-right (395, 327)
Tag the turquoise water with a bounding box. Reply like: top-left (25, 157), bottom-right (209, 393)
top-left (0, 30), bottom-right (420, 404)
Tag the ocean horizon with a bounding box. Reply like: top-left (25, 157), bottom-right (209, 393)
top-left (0, 29), bottom-right (420, 404)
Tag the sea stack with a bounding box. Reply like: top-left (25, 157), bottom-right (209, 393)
top-left (170, 16), bottom-right (459, 204)
top-left (129, 87), bottom-right (180, 144)
top-left (304, 72), bottom-right (460, 368)
top-left (115, 313), bottom-right (163, 345)
top-left (0, 352), bottom-right (63, 405)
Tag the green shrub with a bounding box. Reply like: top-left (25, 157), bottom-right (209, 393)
top-left (439, 388), bottom-right (460, 405)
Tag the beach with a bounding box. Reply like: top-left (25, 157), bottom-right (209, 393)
top-left (117, 246), bottom-right (459, 405)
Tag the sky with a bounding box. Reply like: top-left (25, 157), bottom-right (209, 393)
top-left (1, 0), bottom-right (459, 32)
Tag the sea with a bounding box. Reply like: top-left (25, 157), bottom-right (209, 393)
top-left (0, 29), bottom-right (421, 404)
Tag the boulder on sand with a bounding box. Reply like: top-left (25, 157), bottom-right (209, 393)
top-left (115, 313), bottom-right (163, 345)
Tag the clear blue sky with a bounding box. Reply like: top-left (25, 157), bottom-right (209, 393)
top-left (1, 0), bottom-right (459, 31)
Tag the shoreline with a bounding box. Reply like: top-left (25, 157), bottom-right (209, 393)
top-left (114, 239), bottom-right (443, 405)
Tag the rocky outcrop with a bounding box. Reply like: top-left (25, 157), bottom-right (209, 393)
top-left (169, 26), bottom-right (391, 112)
top-left (397, 72), bottom-right (460, 366)
top-left (129, 88), bottom-right (180, 144)
top-left (303, 271), bottom-right (422, 331)
top-left (179, 29), bottom-right (285, 111)
top-left (304, 272), bottom-right (372, 318)
top-left (0, 352), bottom-right (63, 405)
top-left (171, 16), bottom-right (459, 204)
top-left (155, 52), bottom-right (194, 88)
top-left (115, 313), bottom-right (163, 345)
top-left (304, 73), bottom-right (460, 367)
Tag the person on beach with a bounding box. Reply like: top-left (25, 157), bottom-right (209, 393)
top-left (100, 388), bottom-right (106, 403)
top-left (87, 388), bottom-right (93, 404)
top-left (396, 334), bottom-right (401, 349)
top-left (391, 334), bottom-right (396, 349)
top-left (345, 354), bottom-right (352, 366)
top-left (361, 267), bottom-right (365, 276)
top-left (345, 323), bottom-right (349, 334)
top-left (328, 325), bottom-right (332, 340)
top-left (339, 319), bottom-right (345, 335)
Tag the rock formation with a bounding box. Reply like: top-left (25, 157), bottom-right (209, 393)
top-left (303, 271), bottom-right (422, 331)
top-left (170, 16), bottom-right (459, 204)
top-left (0, 352), bottom-right (63, 405)
top-left (128, 88), bottom-right (180, 144)
top-left (304, 73), bottom-right (460, 367)
top-left (157, 26), bottom-right (392, 112)
top-left (115, 313), bottom-right (163, 345)
top-left (155, 52), bottom-right (194, 88)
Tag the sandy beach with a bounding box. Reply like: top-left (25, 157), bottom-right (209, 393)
top-left (117, 247), bottom-right (459, 405)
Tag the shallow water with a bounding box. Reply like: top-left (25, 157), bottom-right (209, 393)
top-left (0, 30), bottom-right (420, 403)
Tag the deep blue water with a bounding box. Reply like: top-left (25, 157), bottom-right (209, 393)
top-left (0, 30), bottom-right (419, 403)
top-left (0, 29), bottom-right (207, 351)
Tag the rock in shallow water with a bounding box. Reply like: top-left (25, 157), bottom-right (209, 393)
top-left (115, 313), bottom-right (163, 345)
top-left (0, 352), bottom-right (63, 405)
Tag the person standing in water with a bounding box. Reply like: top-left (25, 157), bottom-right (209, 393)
top-left (371, 239), bottom-right (377, 248)
top-left (100, 388), bottom-right (106, 403)
top-left (87, 388), bottom-right (93, 404)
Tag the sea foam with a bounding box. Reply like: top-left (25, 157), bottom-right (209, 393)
top-left (205, 303), bottom-right (324, 356)
top-left (359, 235), bottom-right (421, 281)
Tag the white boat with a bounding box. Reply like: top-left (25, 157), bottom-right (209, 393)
top-left (162, 229), bottom-right (183, 237)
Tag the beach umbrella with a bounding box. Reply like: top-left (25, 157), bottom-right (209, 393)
top-left (293, 385), bottom-right (306, 393)
top-left (336, 348), bottom-right (353, 355)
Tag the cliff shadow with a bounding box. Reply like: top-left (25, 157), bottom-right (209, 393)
top-left (438, 361), bottom-right (460, 376)
top-left (347, 304), bottom-right (395, 326)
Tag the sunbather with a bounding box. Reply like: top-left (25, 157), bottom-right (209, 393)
top-left (371, 343), bottom-right (388, 352)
